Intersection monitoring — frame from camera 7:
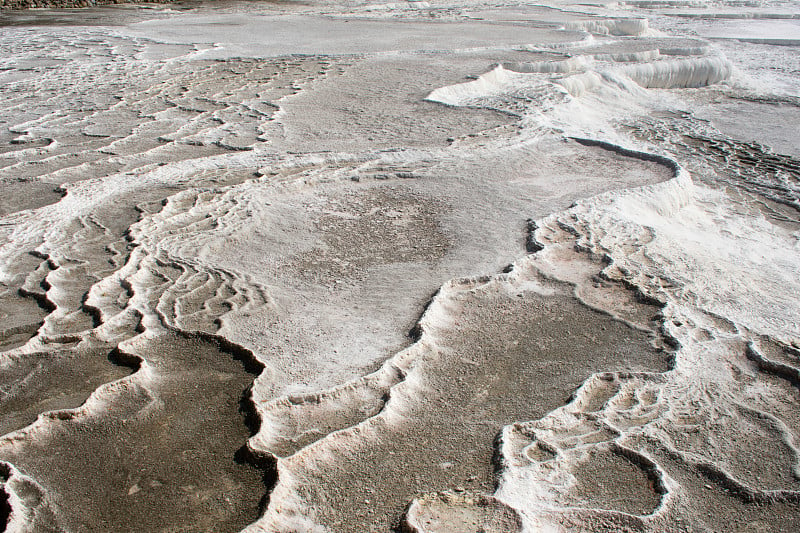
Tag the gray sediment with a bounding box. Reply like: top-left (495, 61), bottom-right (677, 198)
top-left (293, 283), bottom-right (671, 531)
top-left (0, 331), bottom-right (270, 532)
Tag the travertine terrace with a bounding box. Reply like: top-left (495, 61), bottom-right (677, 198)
top-left (0, 1), bottom-right (798, 532)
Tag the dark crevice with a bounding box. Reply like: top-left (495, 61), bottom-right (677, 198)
top-left (176, 328), bottom-right (265, 376)
top-left (239, 386), bottom-right (261, 438)
top-left (235, 444), bottom-right (278, 516)
top-left (525, 218), bottom-right (544, 253)
top-left (0, 487), bottom-right (9, 533)
top-left (570, 137), bottom-right (682, 177)
top-left (214, 334), bottom-right (280, 512)
top-left (407, 289), bottom-right (442, 341)
top-left (0, 462), bottom-right (10, 533)
top-left (107, 346), bottom-right (143, 372)
top-left (131, 310), bottom-right (145, 334)
top-left (17, 287), bottom-right (56, 313)
top-left (234, 378), bottom-right (278, 516)
top-left (80, 297), bottom-right (104, 329)
top-left (120, 278), bottom-right (135, 300)
top-left (491, 430), bottom-right (506, 490)
top-left (27, 250), bottom-right (49, 261)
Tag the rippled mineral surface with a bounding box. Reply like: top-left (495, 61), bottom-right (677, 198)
top-left (1, 1), bottom-right (799, 532)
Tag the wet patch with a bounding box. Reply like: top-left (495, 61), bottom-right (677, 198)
top-left (0, 288), bottom-right (48, 353)
top-left (0, 332), bottom-right (267, 532)
top-left (0, 343), bottom-right (135, 437)
top-left (0, 181), bottom-right (64, 217)
top-left (570, 445), bottom-right (663, 515)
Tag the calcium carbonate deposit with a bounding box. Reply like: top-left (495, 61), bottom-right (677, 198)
top-left (0, 1), bottom-right (798, 532)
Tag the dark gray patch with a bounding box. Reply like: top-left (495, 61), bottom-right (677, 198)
top-left (0, 181), bottom-right (64, 217)
top-left (0, 332), bottom-right (267, 532)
